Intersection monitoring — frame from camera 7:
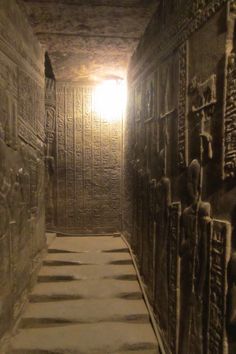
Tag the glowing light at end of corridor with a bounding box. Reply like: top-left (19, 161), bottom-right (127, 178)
top-left (94, 80), bottom-right (127, 122)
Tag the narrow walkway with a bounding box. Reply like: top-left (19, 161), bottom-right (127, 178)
top-left (9, 234), bottom-right (159, 354)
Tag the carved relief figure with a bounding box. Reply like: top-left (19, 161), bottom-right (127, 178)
top-left (0, 88), bottom-right (8, 142)
top-left (208, 220), bottom-right (231, 354)
top-left (45, 78), bottom-right (56, 227)
top-left (145, 74), bottom-right (155, 121)
top-left (189, 75), bottom-right (217, 161)
top-left (134, 83), bottom-right (142, 122)
top-left (154, 148), bottom-right (171, 332)
top-left (168, 202), bottom-right (181, 353)
top-left (45, 155), bottom-right (55, 227)
top-left (228, 205), bottom-right (236, 354)
top-left (0, 139), bottom-right (10, 239)
top-left (179, 159), bottom-right (211, 354)
top-left (178, 41), bottom-right (189, 169)
top-left (223, 0), bottom-right (236, 179)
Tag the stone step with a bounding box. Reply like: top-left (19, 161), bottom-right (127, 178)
top-left (44, 251), bottom-right (131, 265)
top-left (38, 264), bottom-right (137, 282)
top-left (48, 236), bottom-right (128, 253)
top-left (20, 299), bottom-right (150, 328)
top-left (9, 323), bottom-right (158, 354)
top-left (29, 279), bottom-right (143, 302)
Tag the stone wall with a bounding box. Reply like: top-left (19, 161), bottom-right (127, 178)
top-left (0, 0), bottom-right (45, 345)
top-left (55, 82), bottom-right (122, 233)
top-left (123, 1), bottom-right (236, 353)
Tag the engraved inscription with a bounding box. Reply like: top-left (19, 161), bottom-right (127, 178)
top-left (178, 41), bottom-right (188, 169)
top-left (168, 202), bottom-right (181, 353)
top-left (56, 84), bottom-right (121, 231)
top-left (208, 220), bottom-right (231, 354)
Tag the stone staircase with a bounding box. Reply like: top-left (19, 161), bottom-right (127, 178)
top-left (8, 234), bottom-right (160, 354)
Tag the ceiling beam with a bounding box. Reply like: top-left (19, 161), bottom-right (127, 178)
top-left (22, 0), bottom-right (158, 9)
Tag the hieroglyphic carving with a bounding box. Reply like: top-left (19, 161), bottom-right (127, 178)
top-left (140, 171), bottom-right (150, 281)
top-left (35, 86), bottom-right (45, 142)
top-left (148, 178), bottom-right (157, 297)
top-left (83, 87), bottom-right (93, 225)
top-left (125, 2), bottom-right (233, 354)
top-left (56, 86), bottom-right (66, 227)
top-left (0, 1), bottom-right (43, 77)
top-left (180, 159), bottom-right (211, 354)
top-left (74, 87), bottom-right (83, 227)
top-left (158, 56), bottom-right (178, 178)
top-left (56, 83), bottom-right (121, 231)
top-left (154, 172), bottom-right (171, 332)
top-left (45, 78), bottom-right (56, 227)
top-left (160, 58), bottom-right (175, 118)
top-left (131, 0), bottom-right (227, 81)
top-left (18, 70), bottom-right (36, 130)
top-left (145, 73), bottom-right (155, 122)
top-left (45, 155), bottom-right (55, 227)
top-left (134, 82), bottom-right (142, 122)
top-left (0, 50), bottom-right (17, 148)
top-left (18, 118), bottom-right (43, 152)
top-left (178, 41), bottom-right (188, 169)
top-left (0, 2), bottom-right (46, 345)
top-left (207, 220), bottom-right (231, 354)
top-left (223, 3), bottom-right (236, 179)
top-left (168, 202), bottom-right (181, 354)
top-left (65, 86), bottom-right (75, 226)
top-left (189, 74), bottom-right (217, 160)
top-left (45, 110), bottom-right (56, 145)
top-left (223, 53), bottom-right (236, 178)
top-left (18, 69), bottom-right (45, 144)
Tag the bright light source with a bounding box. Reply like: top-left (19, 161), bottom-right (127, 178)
top-left (94, 80), bottom-right (126, 122)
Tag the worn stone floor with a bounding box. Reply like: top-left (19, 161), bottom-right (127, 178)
top-left (8, 234), bottom-right (160, 354)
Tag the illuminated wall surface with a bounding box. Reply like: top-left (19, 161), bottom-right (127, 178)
top-left (0, 0), bottom-right (46, 339)
top-left (56, 82), bottom-right (123, 232)
top-left (123, 2), bottom-right (236, 354)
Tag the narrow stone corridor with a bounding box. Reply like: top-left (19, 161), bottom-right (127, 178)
top-left (8, 234), bottom-right (159, 354)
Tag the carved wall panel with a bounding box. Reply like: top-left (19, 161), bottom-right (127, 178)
top-left (0, 0), bottom-right (45, 345)
top-left (144, 72), bottom-right (155, 122)
top-left (123, 2), bottom-right (234, 353)
top-left (122, 85), bottom-right (136, 246)
top-left (56, 83), bottom-right (121, 232)
top-left (0, 50), bottom-right (17, 148)
top-left (208, 220), bottom-right (231, 354)
top-left (18, 69), bottom-right (45, 145)
top-left (223, 3), bottom-right (236, 179)
top-left (223, 53), bottom-right (236, 179)
top-left (189, 74), bottom-right (217, 162)
top-left (178, 41), bottom-right (189, 169)
top-left (168, 202), bottom-right (181, 353)
top-left (45, 78), bottom-right (56, 228)
top-left (154, 176), bottom-right (171, 336)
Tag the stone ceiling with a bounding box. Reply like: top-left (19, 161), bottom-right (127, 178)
top-left (19, 0), bottom-right (159, 82)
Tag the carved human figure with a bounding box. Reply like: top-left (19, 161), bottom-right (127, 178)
top-left (8, 168), bottom-right (20, 222)
top-left (0, 88), bottom-right (8, 142)
top-left (45, 106), bottom-right (56, 156)
top-left (148, 178), bottom-right (157, 296)
top-left (45, 155), bottom-right (55, 227)
top-left (179, 159), bottom-right (211, 354)
top-left (228, 205), bottom-right (236, 348)
top-left (154, 148), bottom-right (171, 331)
top-left (146, 78), bottom-right (154, 119)
top-left (0, 138), bottom-right (10, 238)
top-left (189, 75), bottom-right (216, 161)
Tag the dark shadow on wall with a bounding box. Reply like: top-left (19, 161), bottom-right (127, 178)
top-left (45, 51), bottom-right (55, 80)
